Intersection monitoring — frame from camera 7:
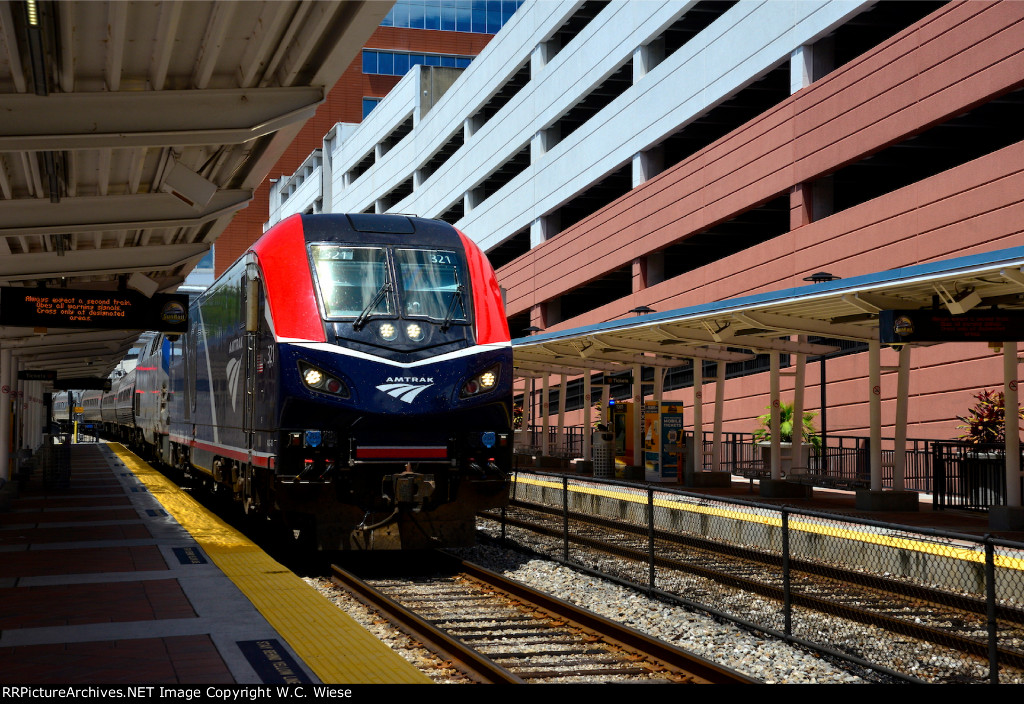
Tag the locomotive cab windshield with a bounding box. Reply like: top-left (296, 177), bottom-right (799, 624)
top-left (311, 243), bottom-right (471, 354)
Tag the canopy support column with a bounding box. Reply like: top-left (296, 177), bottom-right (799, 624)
top-left (633, 364), bottom-right (643, 470)
top-left (583, 372), bottom-right (592, 461)
top-left (692, 358), bottom-right (703, 470)
top-left (855, 342), bottom-right (918, 511)
top-left (770, 351), bottom-right (781, 480)
top-left (541, 375), bottom-right (550, 458)
top-left (792, 336), bottom-right (806, 474)
top-left (0, 348), bottom-right (11, 484)
top-left (991, 342), bottom-right (1024, 529)
top-left (713, 361), bottom-right (725, 472)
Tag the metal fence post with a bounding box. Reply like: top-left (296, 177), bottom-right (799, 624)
top-left (562, 475), bottom-right (569, 563)
top-left (986, 535), bottom-right (998, 684)
top-left (648, 487), bottom-right (655, 593)
top-left (782, 507), bottom-right (792, 638)
top-left (500, 504), bottom-right (507, 544)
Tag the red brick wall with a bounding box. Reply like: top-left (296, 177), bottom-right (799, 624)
top-left (502, 1), bottom-right (1024, 439)
top-left (215, 28), bottom-right (494, 275)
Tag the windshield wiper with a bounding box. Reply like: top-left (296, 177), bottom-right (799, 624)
top-left (353, 282), bottom-right (391, 331)
top-left (440, 285), bottom-right (465, 332)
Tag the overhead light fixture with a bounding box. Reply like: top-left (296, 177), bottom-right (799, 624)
top-left (159, 161), bottom-right (217, 209)
top-left (936, 285), bottom-right (981, 315)
top-left (127, 272), bottom-right (160, 298)
top-left (630, 305), bottom-right (655, 316)
top-left (25, 0), bottom-right (38, 25)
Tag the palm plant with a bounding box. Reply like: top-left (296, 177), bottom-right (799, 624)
top-left (753, 401), bottom-right (821, 450)
top-left (956, 389), bottom-right (1024, 445)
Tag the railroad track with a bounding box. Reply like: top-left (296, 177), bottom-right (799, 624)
top-left (481, 500), bottom-right (1024, 678)
top-left (330, 553), bottom-right (758, 684)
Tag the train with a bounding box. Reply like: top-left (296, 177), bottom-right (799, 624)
top-left (81, 213), bottom-right (513, 550)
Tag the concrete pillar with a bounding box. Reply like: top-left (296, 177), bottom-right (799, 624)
top-left (556, 374), bottom-right (567, 455)
top-left (691, 359), bottom-right (703, 469)
top-left (631, 148), bottom-right (664, 188)
top-left (769, 351), bottom-right (781, 480)
top-left (893, 345), bottom-right (911, 492)
top-left (530, 212), bottom-right (560, 248)
top-left (713, 361), bottom-right (725, 471)
top-left (633, 38), bottom-right (664, 82)
top-left (531, 40), bottom-right (554, 79)
top-left (16, 360), bottom-right (26, 451)
top-left (792, 336), bottom-right (806, 468)
top-left (583, 372), bottom-right (592, 460)
top-left (464, 187), bottom-right (483, 214)
top-left (541, 374), bottom-right (550, 456)
top-left (531, 127), bottom-right (559, 165)
top-left (790, 38), bottom-right (833, 93)
top-left (633, 364), bottom-right (643, 469)
top-left (868, 341), bottom-right (882, 492)
top-left (0, 348), bottom-right (11, 482)
top-left (991, 343), bottom-right (1024, 528)
top-left (1004, 343), bottom-right (1021, 508)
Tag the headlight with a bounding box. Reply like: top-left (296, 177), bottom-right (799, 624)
top-left (298, 361), bottom-right (350, 398)
top-left (406, 323), bottom-right (425, 342)
top-left (460, 364), bottom-right (501, 398)
top-left (379, 322), bottom-right (398, 341)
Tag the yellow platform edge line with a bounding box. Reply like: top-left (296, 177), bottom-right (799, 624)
top-left (108, 443), bottom-right (431, 685)
top-left (513, 473), bottom-right (1024, 571)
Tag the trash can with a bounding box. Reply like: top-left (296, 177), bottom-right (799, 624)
top-left (592, 425), bottom-right (615, 479)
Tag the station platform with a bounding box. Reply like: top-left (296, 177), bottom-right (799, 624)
top-left (525, 464), bottom-right (1024, 542)
top-left (686, 477), bottom-right (1024, 542)
top-left (0, 442), bottom-right (430, 685)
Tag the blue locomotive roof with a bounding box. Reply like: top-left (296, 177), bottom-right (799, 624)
top-left (298, 214), bottom-right (463, 250)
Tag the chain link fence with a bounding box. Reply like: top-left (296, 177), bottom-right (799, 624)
top-left (491, 470), bottom-right (1024, 684)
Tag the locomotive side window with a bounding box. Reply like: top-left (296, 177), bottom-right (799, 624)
top-left (311, 246), bottom-right (392, 319)
top-left (395, 248), bottom-right (466, 322)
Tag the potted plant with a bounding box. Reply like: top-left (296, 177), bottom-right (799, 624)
top-left (954, 389), bottom-right (1023, 505)
top-left (753, 401), bottom-right (820, 474)
top-left (956, 389), bottom-right (1023, 447)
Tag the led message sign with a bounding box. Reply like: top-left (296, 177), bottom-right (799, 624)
top-left (0, 289), bottom-right (188, 333)
top-left (880, 309), bottom-right (1024, 344)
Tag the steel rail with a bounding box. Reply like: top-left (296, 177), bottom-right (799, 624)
top-left (485, 503), bottom-right (1024, 669)
top-left (331, 554), bottom-right (758, 684)
top-left (330, 563), bottom-right (525, 684)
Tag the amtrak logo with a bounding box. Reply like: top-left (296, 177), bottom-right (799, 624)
top-left (377, 377), bottom-right (434, 404)
top-left (226, 357), bottom-right (241, 411)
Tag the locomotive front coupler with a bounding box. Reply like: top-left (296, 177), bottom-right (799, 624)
top-left (382, 463), bottom-right (436, 511)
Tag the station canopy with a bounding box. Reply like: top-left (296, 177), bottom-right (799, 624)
top-left (0, 0), bottom-right (388, 381)
top-left (512, 246), bottom-right (1024, 374)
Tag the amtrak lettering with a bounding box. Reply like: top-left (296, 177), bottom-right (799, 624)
top-left (376, 379), bottom-right (434, 403)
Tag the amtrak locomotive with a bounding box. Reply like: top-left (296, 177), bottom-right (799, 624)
top-left (118, 214), bottom-right (513, 549)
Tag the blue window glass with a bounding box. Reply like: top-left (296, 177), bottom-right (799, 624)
top-left (456, 0), bottom-right (472, 32)
top-left (410, 54), bottom-right (425, 67)
top-left (380, 7), bottom-right (394, 26)
top-left (456, 57), bottom-right (471, 68)
top-left (410, 0), bottom-right (425, 29)
top-left (486, 0), bottom-right (500, 33)
top-left (471, 1), bottom-right (486, 34)
top-left (441, 3), bottom-right (456, 31)
top-left (362, 98), bottom-right (380, 119)
top-left (425, 0), bottom-right (441, 30)
top-left (362, 50), bottom-right (377, 74)
top-left (393, 52), bottom-right (410, 75)
top-left (377, 51), bottom-right (394, 75)
top-left (440, 55), bottom-right (456, 67)
top-left (393, 1), bottom-right (411, 28)
top-left (424, 54), bottom-right (441, 66)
